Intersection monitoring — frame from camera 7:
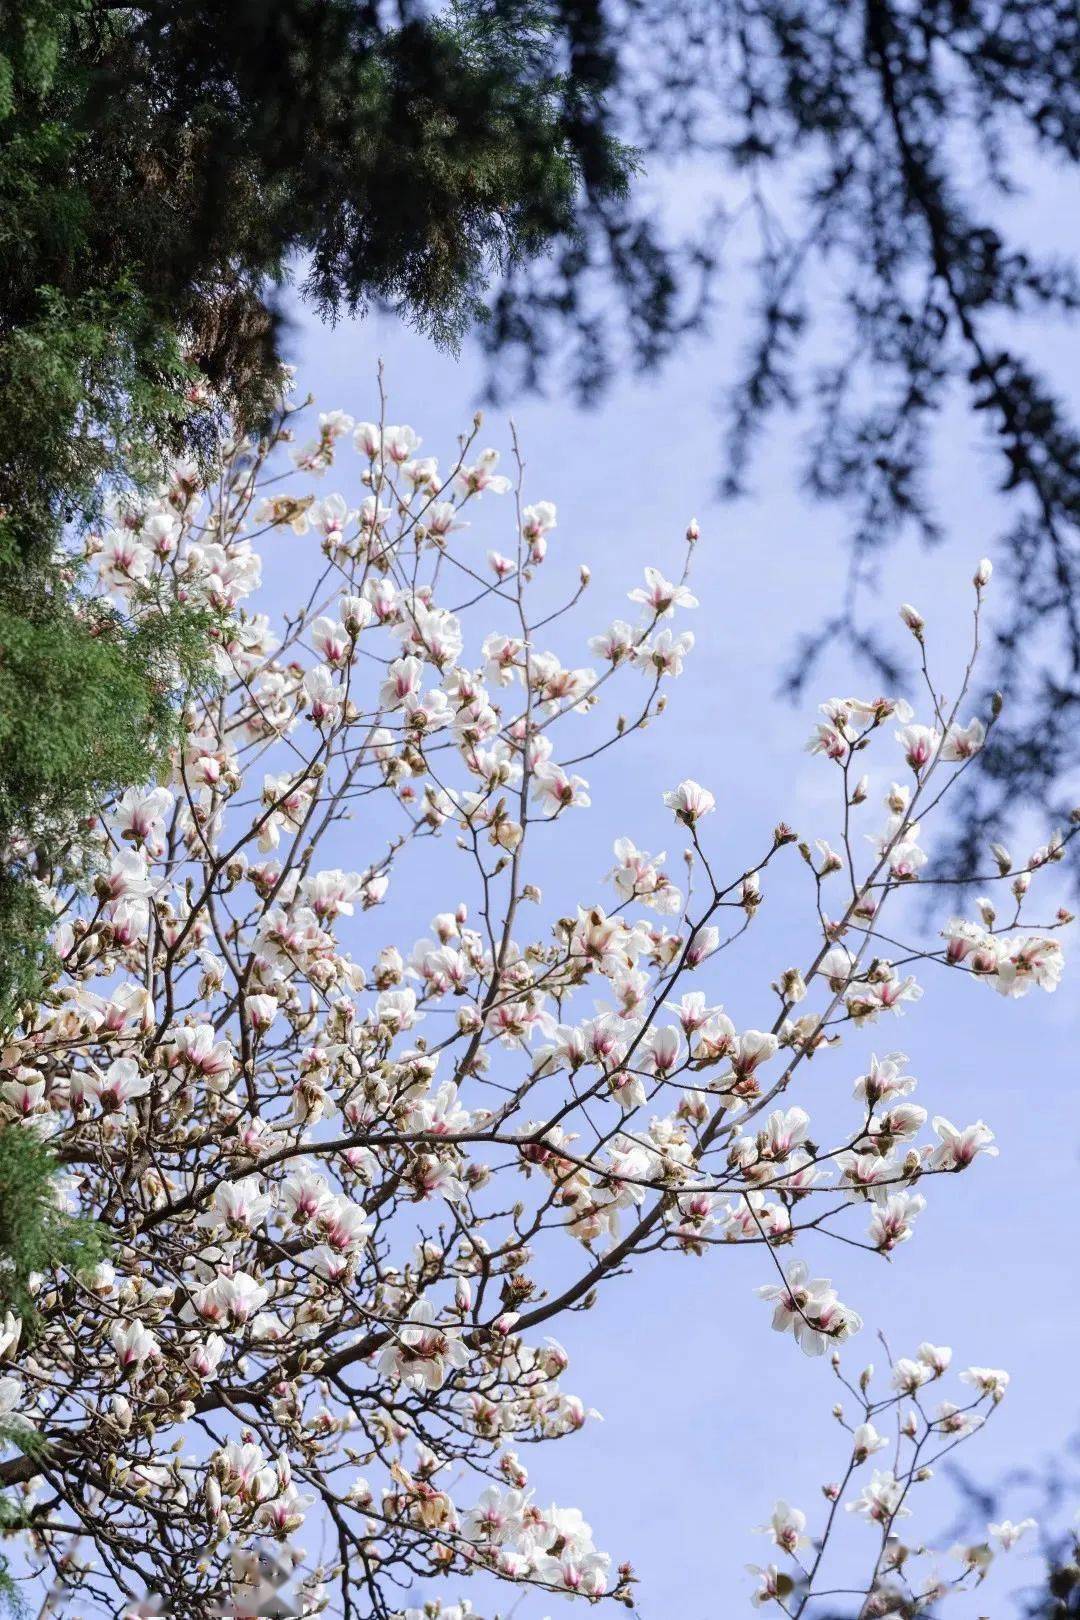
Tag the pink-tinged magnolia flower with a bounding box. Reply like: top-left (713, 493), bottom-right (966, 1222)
top-left (186, 1334), bottom-right (226, 1379)
top-left (380, 424), bottom-right (421, 465)
top-left (896, 722), bottom-right (941, 772)
top-left (853, 1052), bottom-right (916, 1105)
top-left (757, 1260), bottom-right (862, 1356)
top-left (756, 1106), bottom-right (811, 1163)
top-left (845, 1469), bottom-right (911, 1524)
top-left (483, 631), bottom-right (525, 686)
top-left (686, 924), bottom-right (720, 967)
top-left (757, 1499), bottom-right (808, 1553)
top-left (410, 1154), bottom-right (468, 1204)
top-left (310, 616), bottom-right (351, 668)
top-left (959, 1365), bottom-right (1010, 1401)
top-left (867, 1191), bottom-right (925, 1252)
top-left (845, 967), bottom-right (923, 1024)
top-left (641, 627), bottom-right (694, 677)
top-left (99, 530), bottom-right (152, 590)
top-left (96, 1058), bottom-right (151, 1112)
top-left (533, 1547), bottom-right (610, 1596)
top-left (641, 1025), bottom-right (683, 1077)
top-left (169, 1025), bottom-right (234, 1088)
top-left (891, 1355), bottom-right (934, 1393)
top-left (255, 1482), bottom-right (314, 1535)
top-left (380, 655), bottom-right (423, 710)
top-left (730, 1030), bottom-right (779, 1084)
top-left (319, 1196), bottom-right (372, 1253)
top-left (115, 785), bottom-right (175, 855)
top-left (110, 1320), bottom-right (160, 1368)
top-left (301, 868), bottom-right (364, 921)
top-left (311, 1244), bottom-right (350, 1283)
top-left (1, 1074), bottom-right (46, 1116)
top-left (941, 717), bottom-right (986, 760)
top-left (870, 1100), bottom-right (927, 1144)
top-left (463, 1484), bottom-right (528, 1546)
top-left (664, 991), bottom-right (723, 1036)
top-left (521, 503), bottom-right (555, 563)
top-left (99, 848), bottom-right (156, 901)
top-left (930, 1116), bottom-right (998, 1170)
top-left (193, 1271), bottom-right (268, 1327)
top-left (627, 566), bottom-right (698, 617)
top-left (530, 763), bottom-right (591, 816)
top-left (202, 1175), bottom-right (272, 1233)
top-left (243, 993), bottom-right (278, 1034)
top-left (748, 1565), bottom-right (788, 1608)
top-left (662, 779), bottom-right (715, 825)
top-left (215, 1439), bottom-right (273, 1497)
top-left (377, 1299), bottom-right (470, 1391)
top-left (140, 509), bottom-right (180, 559)
top-left (851, 1421), bottom-right (889, 1463)
top-left (353, 420), bottom-right (381, 458)
top-left (521, 499), bottom-right (557, 545)
top-left (487, 549), bottom-right (516, 580)
top-left (993, 934), bottom-right (1064, 997)
top-left (454, 449), bottom-right (511, 497)
top-left (918, 1340), bottom-right (953, 1374)
top-left (942, 919), bottom-right (999, 971)
top-left (373, 988), bottom-right (419, 1033)
top-left (317, 408), bottom-right (355, 441)
top-left (589, 618), bottom-right (637, 665)
top-left (807, 716), bottom-right (854, 761)
top-left (569, 907), bottom-right (649, 977)
top-left (609, 837), bottom-right (681, 914)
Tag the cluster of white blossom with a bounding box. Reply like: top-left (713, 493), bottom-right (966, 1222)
top-left (0, 384), bottom-right (1073, 1616)
top-left (748, 1342), bottom-right (1039, 1615)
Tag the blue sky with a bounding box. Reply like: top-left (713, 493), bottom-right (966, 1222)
top-left (274, 252), bottom-right (1080, 1619)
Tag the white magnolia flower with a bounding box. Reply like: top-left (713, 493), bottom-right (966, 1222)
top-left (989, 1517), bottom-right (1036, 1550)
top-left (377, 1300), bottom-right (470, 1391)
top-left (846, 1470), bottom-right (910, 1524)
top-left (662, 779), bottom-right (715, 825)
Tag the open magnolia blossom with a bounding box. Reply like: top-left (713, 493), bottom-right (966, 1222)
top-left (0, 382), bottom-right (1074, 1618)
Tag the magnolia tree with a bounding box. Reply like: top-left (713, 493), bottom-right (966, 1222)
top-left (0, 380), bottom-right (1073, 1620)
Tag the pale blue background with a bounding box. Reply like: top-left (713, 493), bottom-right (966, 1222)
top-left (275, 167), bottom-right (1080, 1620)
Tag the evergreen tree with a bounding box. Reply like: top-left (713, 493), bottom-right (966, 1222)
top-left (0, 0), bottom-right (634, 1023)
